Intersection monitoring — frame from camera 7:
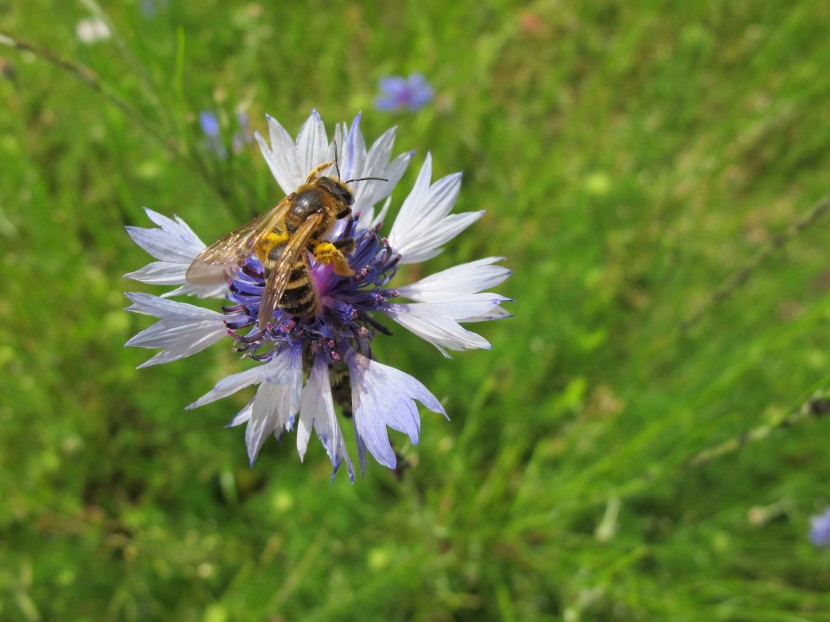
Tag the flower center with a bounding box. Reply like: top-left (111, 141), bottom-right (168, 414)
top-left (221, 219), bottom-right (401, 363)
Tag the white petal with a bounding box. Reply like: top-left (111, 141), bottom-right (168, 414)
top-left (256, 111), bottom-right (336, 195)
top-left (296, 355), bottom-right (330, 459)
top-left (256, 115), bottom-right (299, 194)
top-left (458, 304), bottom-right (513, 322)
top-left (424, 295), bottom-right (512, 319)
top-left (396, 257), bottom-right (511, 302)
top-left (125, 209), bottom-right (225, 298)
top-left (363, 128), bottom-right (397, 180)
top-left (396, 212), bottom-right (484, 265)
top-left (339, 113), bottom-right (366, 182)
top-left (125, 292), bottom-right (223, 320)
top-left (125, 263), bottom-right (227, 297)
top-left (298, 354), bottom-right (355, 481)
top-left (389, 151), bottom-right (433, 236)
top-left (336, 120), bottom-right (411, 225)
top-left (296, 109), bottom-right (330, 179)
top-left (333, 121), bottom-right (347, 159)
top-left (126, 208), bottom-right (205, 262)
top-left (387, 155), bottom-right (482, 264)
top-left (186, 353), bottom-right (295, 410)
top-left (161, 281), bottom-right (227, 299)
top-left (125, 261), bottom-right (188, 286)
top-left (347, 352), bottom-right (445, 472)
top-left (124, 293), bottom-right (227, 367)
top-left (245, 347), bottom-right (303, 464)
top-left (354, 151), bottom-right (412, 228)
top-left (381, 302), bottom-right (494, 357)
top-left (227, 399), bottom-right (253, 427)
top-left (256, 112), bottom-right (409, 233)
top-left (246, 384), bottom-right (285, 463)
top-left (359, 196), bottom-right (392, 232)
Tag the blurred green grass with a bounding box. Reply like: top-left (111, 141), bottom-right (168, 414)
top-left (3, 0), bottom-right (830, 620)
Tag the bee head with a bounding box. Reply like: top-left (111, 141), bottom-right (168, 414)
top-left (317, 176), bottom-right (355, 207)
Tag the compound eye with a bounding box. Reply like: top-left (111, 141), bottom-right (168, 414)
top-left (341, 189), bottom-right (354, 206)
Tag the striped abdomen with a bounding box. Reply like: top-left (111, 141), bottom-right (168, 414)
top-left (276, 256), bottom-right (316, 316)
top-left (254, 221), bottom-right (318, 317)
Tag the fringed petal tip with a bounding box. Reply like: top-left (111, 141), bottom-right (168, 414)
top-left (347, 352), bottom-right (445, 470)
top-left (330, 457), bottom-right (357, 484)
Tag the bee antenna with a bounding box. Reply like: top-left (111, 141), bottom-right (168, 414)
top-left (330, 138), bottom-right (386, 185)
top-left (344, 176), bottom-right (389, 185)
top-left (333, 139), bottom-right (341, 180)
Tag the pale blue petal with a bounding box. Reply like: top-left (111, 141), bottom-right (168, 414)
top-left (387, 155), bottom-right (480, 264)
top-left (340, 113), bottom-right (366, 182)
top-left (395, 257), bottom-right (510, 301)
top-left (389, 152), bottom-right (432, 237)
top-left (298, 354), bottom-right (355, 481)
top-left (125, 293), bottom-right (227, 365)
top-left (396, 211), bottom-right (484, 265)
top-left (348, 352), bottom-right (445, 473)
top-left (125, 292), bottom-right (224, 320)
top-left (296, 109), bottom-right (329, 179)
top-left (125, 208), bottom-right (205, 262)
top-left (246, 346), bottom-right (303, 464)
top-left (256, 114), bottom-right (301, 194)
top-left (381, 302), bottom-right (494, 356)
top-left (125, 208), bottom-right (226, 298)
top-left (186, 358), bottom-right (290, 410)
top-left (226, 399), bottom-right (253, 427)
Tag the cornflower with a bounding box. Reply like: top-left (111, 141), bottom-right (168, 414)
top-left (810, 507), bottom-right (830, 547)
top-left (375, 73), bottom-right (435, 112)
top-left (125, 111), bottom-right (510, 480)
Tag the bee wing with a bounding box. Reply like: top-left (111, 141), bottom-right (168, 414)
top-left (257, 212), bottom-right (324, 330)
top-left (186, 199), bottom-right (292, 285)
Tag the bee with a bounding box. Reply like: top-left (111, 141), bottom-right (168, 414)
top-left (186, 159), bottom-right (385, 330)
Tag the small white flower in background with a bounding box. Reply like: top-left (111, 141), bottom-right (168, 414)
top-left (75, 17), bottom-right (111, 44)
top-left (125, 111), bottom-right (511, 481)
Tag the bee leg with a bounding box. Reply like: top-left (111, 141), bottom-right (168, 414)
top-left (312, 241), bottom-right (354, 276)
top-left (304, 160), bottom-right (335, 183)
top-left (333, 237), bottom-right (356, 253)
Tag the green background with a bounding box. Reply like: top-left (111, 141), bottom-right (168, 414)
top-left (2, 0), bottom-right (830, 620)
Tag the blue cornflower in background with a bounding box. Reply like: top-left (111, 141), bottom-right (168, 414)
top-left (199, 111), bottom-right (221, 136)
top-left (375, 73), bottom-right (435, 112)
top-left (200, 110), bottom-right (253, 158)
top-left (809, 507), bottom-right (830, 546)
top-left (199, 111), bottom-right (227, 158)
top-left (125, 111), bottom-right (510, 480)
top-left (232, 111), bottom-right (253, 152)
top-left (140, 0), bottom-right (169, 18)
